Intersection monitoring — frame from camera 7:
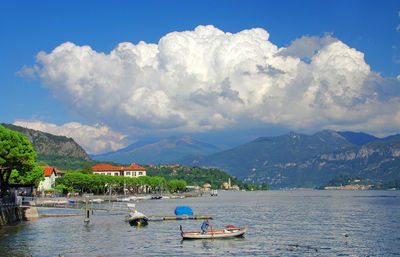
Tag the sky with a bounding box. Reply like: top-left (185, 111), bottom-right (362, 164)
top-left (1, 0), bottom-right (400, 155)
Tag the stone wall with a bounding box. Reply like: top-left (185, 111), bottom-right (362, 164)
top-left (0, 206), bottom-right (23, 227)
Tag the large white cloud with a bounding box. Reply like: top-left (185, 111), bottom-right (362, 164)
top-left (23, 25), bottom-right (400, 139)
top-left (13, 120), bottom-right (132, 154)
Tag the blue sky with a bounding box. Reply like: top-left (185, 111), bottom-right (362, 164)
top-left (1, 0), bottom-right (400, 154)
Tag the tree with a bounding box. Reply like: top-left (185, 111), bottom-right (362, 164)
top-left (261, 183), bottom-right (269, 190)
top-left (245, 183), bottom-right (258, 191)
top-left (80, 164), bottom-right (93, 174)
top-left (10, 166), bottom-right (45, 188)
top-left (147, 176), bottom-right (166, 193)
top-left (167, 179), bottom-right (186, 193)
top-left (0, 125), bottom-right (36, 196)
top-left (61, 173), bottom-right (84, 194)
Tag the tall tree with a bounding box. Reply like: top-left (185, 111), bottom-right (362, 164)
top-left (0, 125), bottom-right (37, 196)
top-left (10, 166), bottom-right (45, 188)
top-left (81, 164), bottom-right (93, 174)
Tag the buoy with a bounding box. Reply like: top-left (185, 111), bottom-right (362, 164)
top-left (344, 233), bottom-right (349, 237)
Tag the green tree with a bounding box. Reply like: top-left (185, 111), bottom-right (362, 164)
top-left (0, 125), bottom-right (37, 196)
top-left (147, 176), bottom-right (166, 193)
top-left (61, 173), bottom-right (84, 194)
top-left (80, 164), bottom-right (93, 174)
top-left (167, 179), bottom-right (186, 193)
top-left (261, 183), bottom-right (269, 190)
top-left (99, 175), bottom-right (113, 195)
top-left (10, 166), bottom-right (45, 188)
top-left (176, 180), bottom-right (187, 192)
top-left (245, 183), bottom-right (258, 191)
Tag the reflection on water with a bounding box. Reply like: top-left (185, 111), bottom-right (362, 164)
top-left (1, 190), bottom-right (400, 256)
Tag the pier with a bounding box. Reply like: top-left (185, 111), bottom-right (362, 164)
top-left (148, 214), bottom-right (212, 221)
top-left (16, 196), bottom-right (213, 223)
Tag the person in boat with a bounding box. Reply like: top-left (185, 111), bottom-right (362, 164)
top-left (201, 220), bottom-right (210, 234)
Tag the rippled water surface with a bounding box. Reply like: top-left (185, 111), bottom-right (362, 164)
top-left (1, 190), bottom-right (400, 256)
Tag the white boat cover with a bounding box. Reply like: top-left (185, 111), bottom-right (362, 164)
top-left (127, 210), bottom-right (147, 220)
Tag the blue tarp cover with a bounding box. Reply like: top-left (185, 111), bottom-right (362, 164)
top-left (175, 206), bottom-right (193, 215)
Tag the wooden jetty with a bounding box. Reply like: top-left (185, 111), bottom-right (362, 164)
top-left (19, 196), bottom-right (213, 223)
top-left (39, 213), bottom-right (84, 218)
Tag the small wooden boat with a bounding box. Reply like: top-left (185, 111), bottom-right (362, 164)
top-left (180, 225), bottom-right (248, 239)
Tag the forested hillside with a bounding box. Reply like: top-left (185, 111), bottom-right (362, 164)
top-left (145, 165), bottom-right (266, 190)
top-left (2, 123), bottom-right (93, 170)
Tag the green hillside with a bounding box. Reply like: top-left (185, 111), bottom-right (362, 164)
top-left (2, 123), bottom-right (97, 170)
top-left (145, 165), bottom-right (261, 190)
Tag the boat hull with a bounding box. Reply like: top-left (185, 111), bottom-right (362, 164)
top-left (128, 217), bottom-right (148, 226)
top-left (181, 226), bottom-right (248, 239)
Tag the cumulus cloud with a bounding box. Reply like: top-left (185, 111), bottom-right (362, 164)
top-left (278, 34), bottom-right (337, 60)
top-left (22, 25), bottom-right (400, 139)
top-left (13, 120), bottom-right (132, 154)
top-left (15, 65), bottom-right (39, 79)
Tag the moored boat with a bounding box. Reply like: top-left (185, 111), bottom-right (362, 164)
top-left (180, 225), bottom-right (248, 239)
top-left (117, 196), bottom-right (138, 202)
top-left (125, 203), bottom-right (148, 226)
top-left (89, 198), bottom-right (104, 203)
top-left (125, 210), bottom-right (149, 226)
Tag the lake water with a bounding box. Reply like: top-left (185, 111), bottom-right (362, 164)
top-left (1, 190), bottom-right (400, 256)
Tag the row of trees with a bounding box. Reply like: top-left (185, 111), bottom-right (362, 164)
top-left (244, 183), bottom-right (269, 191)
top-left (147, 165), bottom-right (246, 190)
top-left (55, 173), bottom-right (187, 195)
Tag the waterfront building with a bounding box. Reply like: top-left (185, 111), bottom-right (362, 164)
top-left (91, 163), bottom-right (146, 178)
top-left (38, 167), bottom-right (64, 191)
top-left (202, 183), bottom-right (211, 191)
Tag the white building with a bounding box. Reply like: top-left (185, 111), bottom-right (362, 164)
top-left (91, 163), bottom-right (146, 177)
top-left (38, 167), bottom-right (64, 191)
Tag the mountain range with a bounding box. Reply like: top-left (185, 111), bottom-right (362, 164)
top-left (91, 136), bottom-right (226, 164)
top-left (3, 123), bottom-right (400, 189)
top-left (92, 129), bottom-right (400, 189)
top-left (178, 130), bottom-right (400, 188)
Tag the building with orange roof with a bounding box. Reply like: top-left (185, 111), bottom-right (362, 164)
top-left (38, 166), bottom-right (65, 192)
top-left (92, 163), bottom-right (146, 178)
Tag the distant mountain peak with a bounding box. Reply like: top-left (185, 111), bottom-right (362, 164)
top-left (92, 135), bottom-right (225, 164)
top-left (142, 136), bottom-right (196, 150)
top-left (337, 131), bottom-right (379, 145)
